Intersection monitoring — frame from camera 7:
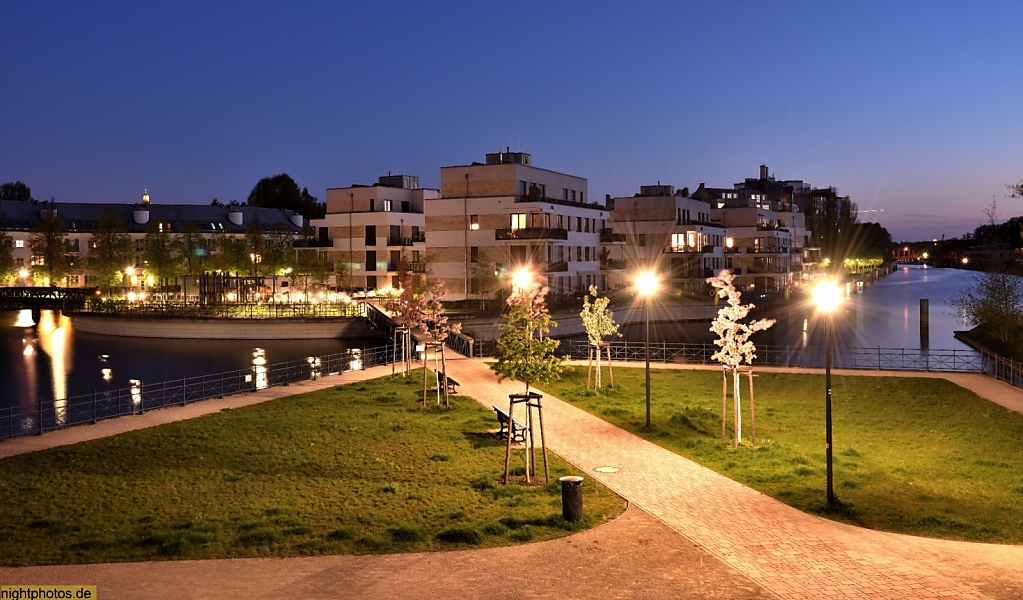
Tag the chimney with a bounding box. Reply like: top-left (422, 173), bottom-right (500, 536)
top-left (760, 164), bottom-right (769, 180)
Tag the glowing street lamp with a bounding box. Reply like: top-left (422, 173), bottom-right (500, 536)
top-left (813, 279), bottom-right (843, 506)
top-left (511, 267), bottom-right (533, 291)
top-left (635, 270), bottom-right (660, 428)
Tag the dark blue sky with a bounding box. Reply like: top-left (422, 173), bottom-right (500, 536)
top-left (3, 1), bottom-right (1021, 242)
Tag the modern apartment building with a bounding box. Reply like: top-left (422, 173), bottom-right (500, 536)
top-left (313, 174), bottom-right (436, 291)
top-left (425, 151), bottom-right (608, 301)
top-left (606, 184), bottom-right (726, 294)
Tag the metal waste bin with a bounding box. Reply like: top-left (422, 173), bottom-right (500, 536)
top-left (559, 476), bottom-right (584, 522)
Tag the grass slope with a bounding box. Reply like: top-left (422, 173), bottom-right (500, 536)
top-left (541, 366), bottom-right (1023, 543)
top-left (0, 373), bottom-right (624, 566)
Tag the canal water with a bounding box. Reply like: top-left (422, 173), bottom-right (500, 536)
top-left (0, 265), bottom-right (976, 412)
top-left (0, 311), bottom-right (383, 412)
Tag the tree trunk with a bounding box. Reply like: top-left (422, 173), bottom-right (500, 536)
top-left (606, 344), bottom-right (614, 388)
top-left (441, 345), bottom-right (449, 407)
top-left (421, 347), bottom-right (429, 407)
top-left (733, 369), bottom-right (742, 448)
top-left (747, 369), bottom-right (756, 445)
top-left (595, 343), bottom-right (602, 389)
top-left (721, 369), bottom-right (728, 440)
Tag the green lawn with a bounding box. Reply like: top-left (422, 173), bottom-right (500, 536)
top-left (540, 366), bottom-right (1023, 543)
top-left (0, 373), bottom-right (625, 566)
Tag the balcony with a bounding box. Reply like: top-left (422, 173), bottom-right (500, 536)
top-left (495, 227), bottom-right (569, 241)
top-left (385, 261), bottom-right (428, 273)
top-left (387, 232), bottom-right (426, 246)
top-left (545, 260), bottom-right (569, 273)
top-left (664, 245), bottom-right (714, 254)
top-left (746, 246), bottom-right (789, 255)
top-left (600, 228), bottom-right (626, 243)
top-left (600, 258), bottom-right (626, 270)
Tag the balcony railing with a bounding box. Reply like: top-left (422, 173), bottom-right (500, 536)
top-left (746, 246), bottom-right (789, 254)
top-left (545, 260), bottom-right (569, 273)
top-left (386, 232), bottom-right (426, 246)
top-left (600, 229), bottom-right (626, 243)
top-left (385, 261), bottom-right (428, 273)
top-left (664, 245), bottom-right (714, 254)
top-left (495, 227), bottom-right (569, 241)
top-left (600, 258), bottom-right (626, 270)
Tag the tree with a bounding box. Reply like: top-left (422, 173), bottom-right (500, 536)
top-left (175, 222), bottom-right (209, 299)
top-left (470, 260), bottom-right (499, 310)
top-left (804, 188), bottom-right (858, 260)
top-left (579, 285), bottom-right (620, 389)
top-left (0, 213), bottom-right (15, 285)
top-left (88, 209), bottom-right (134, 293)
top-left (141, 220), bottom-right (180, 295)
top-left (244, 218), bottom-right (267, 277)
top-left (290, 250), bottom-right (332, 294)
top-left (210, 230), bottom-right (248, 275)
top-left (0, 181), bottom-right (32, 202)
top-left (491, 277), bottom-right (565, 394)
top-left (247, 174), bottom-right (325, 220)
top-left (262, 222), bottom-right (294, 279)
top-left (707, 270), bottom-right (775, 447)
top-left (950, 199), bottom-right (1023, 344)
top-left (28, 205), bottom-right (69, 285)
top-left (844, 222), bottom-right (892, 264)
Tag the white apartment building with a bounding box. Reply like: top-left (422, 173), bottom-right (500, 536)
top-left (426, 151), bottom-right (607, 301)
top-left (313, 175), bottom-right (436, 291)
top-left (710, 202), bottom-right (793, 292)
top-left (607, 184), bottom-right (727, 294)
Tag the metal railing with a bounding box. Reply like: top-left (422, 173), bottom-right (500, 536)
top-left (0, 345), bottom-right (395, 442)
top-left (561, 340), bottom-right (984, 372)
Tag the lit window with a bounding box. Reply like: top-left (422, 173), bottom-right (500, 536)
top-left (510, 214), bottom-right (527, 230)
top-left (15, 239), bottom-right (24, 248)
top-left (470, 215), bottom-right (479, 230)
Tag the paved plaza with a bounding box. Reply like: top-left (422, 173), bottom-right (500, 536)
top-left (2, 357), bottom-right (1022, 599)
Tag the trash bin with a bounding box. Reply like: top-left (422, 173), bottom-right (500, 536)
top-left (559, 476), bottom-right (584, 522)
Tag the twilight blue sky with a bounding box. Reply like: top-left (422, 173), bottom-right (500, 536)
top-left (2, 1), bottom-right (1021, 242)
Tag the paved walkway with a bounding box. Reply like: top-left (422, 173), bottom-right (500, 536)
top-left (3, 358), bottom-right (1023, 599)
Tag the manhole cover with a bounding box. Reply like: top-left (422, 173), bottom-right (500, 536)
top-left (594, 466), bottom-right (620, 473)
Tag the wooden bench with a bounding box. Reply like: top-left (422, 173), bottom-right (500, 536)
top-left (493, 405), bottom-right (527, 443)
top-left (430, 369), bottom-right (460, 394)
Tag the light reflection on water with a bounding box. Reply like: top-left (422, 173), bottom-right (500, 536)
top-left (0, 312), bottom-right (384, 411)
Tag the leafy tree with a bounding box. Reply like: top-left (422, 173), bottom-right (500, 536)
top-left (470, 260), bottom-right (499, 310)
top-left (141, 220), bottom-right (180, 293)
top-left (707, 270), bottom-right (775, 446)
top-left (210, 230), bottom-right (248, 275)
top-left (28, 206), bottom-right (69, 285)
top-left (491, 277), bottom-right (565, 394)
top-left (0, 213), bottom-right (15, 285)
top-left (262, 223), bottom-right (294, 278)
top-left (844, 222), bottom-right (892, 263)
top-left (244, 219), bottom-right (267, 277)
top-left (950, 199), bottom-right (1023, 344)
top-left (804, 188), bottom-right (858, 260)
top-left (176, 221), bottom-right (209, 282)
top-left (88, 209), bottom-right (134, 293)
top-left (247, 173), bottom-right (324, 219)
top-left (0, 181), bottom-right (32, 202)
top-left (290, 250), bottom-right (332, 293)
top-left (579, 285), bottom-right (620, 389)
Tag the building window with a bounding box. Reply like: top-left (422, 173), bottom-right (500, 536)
top-left (470, 246), bottom-right (479, 263)
top-left (383, 199), bottom-right (392, 212)
top-left (366, 275), bottom-right (377, 289)
top-left (576, 247), bottom-right (582, 261)
top-left (510, 213), bottom-right (527, 230)
top-left (576, 217), bottom-right (582, 231)
top-left (31, 255), bottom-right (44, 266)
top-left (584, 218), bottom-right (590, 233)
top-left (470, 215), bottom-right (479, 230)
top-left (369, 199), bottom-right (376, 212)
top-left (585, 246), bottom-right (591, 261)
top-left (365, 225), bottom-right (376, 246)
top-left (366, 250), bottom-right (377, 271)
top-left (557, 215), bottom-right (564, 229)
top-left (15, 239), bottom-right (24, 248)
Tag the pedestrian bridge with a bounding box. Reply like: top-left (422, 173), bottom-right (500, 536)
top-left (0, 286), bottom-right (97, 322)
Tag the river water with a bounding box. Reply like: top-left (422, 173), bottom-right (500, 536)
top-left (0, 265), bottom-right (975, 412)
top-left (617, 265), bottom-right (975, 351)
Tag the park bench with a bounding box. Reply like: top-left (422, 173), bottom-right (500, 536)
top-left (430, 369), bottom-right (460, 394)
top-left (492, 405), bottom-right (527, 443)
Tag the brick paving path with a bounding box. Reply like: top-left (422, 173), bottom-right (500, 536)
top-left (443, 356), bottom-right (990, 600)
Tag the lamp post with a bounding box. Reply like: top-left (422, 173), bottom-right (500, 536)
top-left (814, 280), bottom-right (842, 506)
top-left (635, 271), bottom-right (659, 428)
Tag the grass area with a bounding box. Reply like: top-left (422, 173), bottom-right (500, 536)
top-left (539, 366), bottom-right (1023, 543)
top-left (0, 372), bottom-right (625, 566)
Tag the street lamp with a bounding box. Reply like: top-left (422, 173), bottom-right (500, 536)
top-left (635, 270), bottom-right (659, 428)
top-left (511, 267), bottom-right (533, 291)
top-left (813, 279), bottom-right (843, 506)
